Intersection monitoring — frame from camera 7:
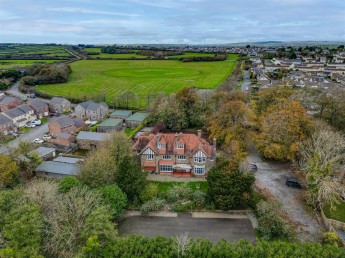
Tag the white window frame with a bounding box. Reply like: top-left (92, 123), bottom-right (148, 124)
top-left (146, 154), bottom-right (154, 160)
top-left (158, 143), bottom-right (166, 149)
top-left (177, 144), bottom-right (184, 149)
top-left (177, 155), bottom-right (186, 160)
top-left (194, 156), bottom-right (206, 163)
top-left (162, 155), bottom-right (171, 160)
top-left (160, 165), bottom-right (173, 172)
top-left (194, 166), bottom-right (205, 175)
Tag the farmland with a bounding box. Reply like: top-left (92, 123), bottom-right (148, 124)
top-left (0, 44), bottom-right (72, 59)
top-left (36, 58), bottom-right (237, 106)
top-left (0, 59), bottom-right (61, 69)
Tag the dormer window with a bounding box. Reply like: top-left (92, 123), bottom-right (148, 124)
top-left (177, 144), bottom-right (184, 149)
top-left (158, 143), bottom-right (165, 148)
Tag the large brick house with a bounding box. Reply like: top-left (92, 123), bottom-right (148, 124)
top-left (75, 101), bottom-right (109, 121)
top-left (133, 130), bottom-right (216, 177)
top-left (0, 96), bottom-right (22, 111)
top-left (48, 115), bottom-right (85, 136)
top-left (49, 97), bottom-right (71, 114)
top-left (27, 99), bottom-right (49, 118)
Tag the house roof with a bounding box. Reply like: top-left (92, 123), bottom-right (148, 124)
top-left (28, 99), bottom-right (47, 109)
top-left (0, 113), bottom-right (12, 125)
top-left (76, 131), bottom-right (111, 141)
top-left (98, 118), bottom-right (122, 127)
top-left (72, 118), bottom-right (85, 128)
top-left (35, 161), bottom-right (79, 176)
top-left (0, 96), bottom-right (21, 105)
top-left (3, 107), bottom-right (25, 118)
top-left (127, 112), bottom-right (149, 122)
top-left (134, 132), bottom-right (215, 157)
top-left (53, 156), bottom-right (84, 164)
top-left (110, 110), bottom-right (132, 117)
top-left (28, 147), bottom-right (55, 158)
top-left (17, 104), bottom-right (33, 113)
top-left (54, 115), bottom-right (74, 128)
top-left (56, 132), bottom-right (73, 139)
top-left (77, 101), bottom-right (108, 111)
top-left (49, 97), bottom-right (70, 105)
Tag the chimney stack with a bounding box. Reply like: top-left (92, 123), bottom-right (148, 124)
top-left (197, 129), bottom-right (202, 138)
top-left (213, 137), bottom-right (217, 152)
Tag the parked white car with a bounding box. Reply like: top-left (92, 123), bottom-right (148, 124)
top-left (32, 119), bottom-right (42, 126)
top-left (43, 134), bottom-right (52, 140)
top-left (33, 138), bottom-right (44, 144)
top-left (25, 122), bottom-right (36, 128)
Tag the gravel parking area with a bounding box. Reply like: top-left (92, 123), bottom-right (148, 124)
top-left (247, 150), bottom-right (323, 242)
top-left (119, 213), bottom-right (255, 243)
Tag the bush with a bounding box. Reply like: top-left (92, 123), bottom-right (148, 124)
top-left (140, 183), bottom-right (159, 202)
top-left (192, 190), bottom-right (206, 208)
top-left (58, 177), bottom-right (82, 193)
top-left (171, 201), bottom-right (193, 212)
top-left (98, 184), bottom-right (127, 219)
top-left (166, 184), bottom-right (192, 203)
top-left (140, 198), bottom-right (166, 215)
top-left (322, 232), bottom-right (343, 247)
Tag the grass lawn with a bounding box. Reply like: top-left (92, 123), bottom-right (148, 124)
top-left (324, 202), bottom-right (345, 223)
top-left (150, 181), bottom-right (208, 193)
top-left (0, 44), bottom-right (72, 58)
top-left (0, 60), bottom-right (60, 69)
top-left (19, 127), bottom-right (32, 133)
top-left (36, 59), bottom-right (237, 106)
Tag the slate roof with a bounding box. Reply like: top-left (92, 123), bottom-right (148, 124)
top-left (98, 118), bottom-right (122, 127)
top-left (72, 118), bottom-right (85, 128)
top-left (3, 107), bottom-right (25, 118)
top-left (17, 104), bottom-right (33, 113)
top-left (0, 96), bottom-right (21, 105)
top-left (50, 97), bottom-right (70, 105)
top-left (76, 131), bottom-right (111, 141)
top-left (28, 147), bottom-right (56, 158)
top-left (56, 132), bottom-right (73, 139)
top-left (35, 161), bottom-right (79, 176)
top-left (54, 115), bottom-right (74, 128)
top-left (77, 101), bottom-right (108, 111)
top-left (53, 156), bottom-right (84, 164)
top-left (110, 110), bottom-right (132, 118)
top-left (28, 99), bottom-right (47, 109)
top-left (126, 112), bottom-right (149, 122)
top-left (0, 113), bottom-right (13, 125)
top-left (133, 132), bottom-right (215, 157)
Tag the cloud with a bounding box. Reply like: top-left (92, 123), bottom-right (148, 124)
top-left (46, 7), bottom-right (139, 17)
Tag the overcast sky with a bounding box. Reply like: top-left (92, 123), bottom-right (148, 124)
top-left (0, 0), bottom-right (344, 44)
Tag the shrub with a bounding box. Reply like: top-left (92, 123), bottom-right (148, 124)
top-left (98, 184), bottom-right (127, 219)
top-left (58, 177), bottom-right (82, 193)
top-left (140, 198), bottom-right (166, 215)
top-left (166, 184), bottom-right (192, 203)
top-left (140, 183), bottom-right (159, 202)
top-left (322, 232), bottom-right (343, 247)
top-left (192, 190), bottom-right (206, 208)
top-left (171, 201), bottom-right (193, 212)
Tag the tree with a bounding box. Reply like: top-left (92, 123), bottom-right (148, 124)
top-left (58, 176), bottom-right (82, 193)
top-left (0, 154), bottom-right (19, 189)
top-left (117, 155), bottom-right (146, 202)
top-left (98, 184), bottom-right (127, 219)
top-left (207, 159), bottom-right (255, 210)
top-left (140, 182), bottom-right (159, 202)
top-left (256, 99), bottom-right (312, 161)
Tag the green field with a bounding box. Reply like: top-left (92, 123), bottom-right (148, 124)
top-left (0, 44), bottom-right (72, 58)
top-left (0, 59), bottom-right (60, 69)
top-left (36, 59), bottom-right (237, 105)
top-left (324, 202), bottom-right (345, 223)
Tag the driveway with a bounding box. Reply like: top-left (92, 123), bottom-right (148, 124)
top-left (246, 149), bottom-right (323, 242)
top-left (0, 123), bottom-right (49, 155)
top-left (6, 82), bottom-right (49, 103)
top-left (119, 213), bottom-right (255, 243)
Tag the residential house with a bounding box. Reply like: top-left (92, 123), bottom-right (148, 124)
top-left (97, 118), bottom-right (123, 133)
top-left (110, 110), bottom-right (133, 121)
top-left (27, 99), bottom-right (49, 118)
top-left (75, 100), bottom-right (109, 121)
top-left (126, 112), bottom-right (149, 128)
top-left (49, 97), bottom-right (71, 114)
top-left (53, 132), bottom-right (75, 147)
top-left (0, 96), bottom-right (22, 111)
top-left (28, 147), bottom-right (56, 160)
top-left (48, 115), bottom-right (85, 136)
top-left (133, 130), bottom-right (216, 177)
top-left (0, 113), bottom-right (15, 134)
top-left (3, 104), bottom-right (36, 128)
top-left (76, 131), bottom-right (111, 150)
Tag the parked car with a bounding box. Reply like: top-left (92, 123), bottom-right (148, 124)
top-left (25, 122), bottom-right (36, 128)
top-left (286, 177), bottom-right (302, 189)
top-left (26, 93), bottom-right (36, 98)
top-left (32, 119), bottom-right (42, 126)
top-left (10, 132), bottom-right (19, 137)
top-left (43, 134), bottom-right (52, 140)
top-left (33, 138), bottom-right (44, 144)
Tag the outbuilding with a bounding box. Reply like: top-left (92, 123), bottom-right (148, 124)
top-left (35, 161), bottom-right (79, 179)
top-left (97, 118), bottom-right (123, 133)
top-left (110, 110), bottom-right (133, 121)
top-left (125, 112), bottom-right (149, 128)
top-left (28, 147), bottom-right (56, 160)
top-left (76, 131), bottom-right (111, 150)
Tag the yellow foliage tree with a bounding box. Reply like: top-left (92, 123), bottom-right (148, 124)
top-left (0, 154), bottom-right (19, 188)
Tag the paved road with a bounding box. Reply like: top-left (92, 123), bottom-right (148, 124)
top-left (246, 149), bottom-right (323, 242)
top-left (0, 123), bottom-right (49, 155)
top-left (6, 82), bottom-right (49, 103)
top-left (241, 70), bottom-right (251, 92)
top-left (119, 213), bottom-right (255, 243)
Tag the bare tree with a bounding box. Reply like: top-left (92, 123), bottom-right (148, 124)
top-left (174, 232), bottom-right (190, 258)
